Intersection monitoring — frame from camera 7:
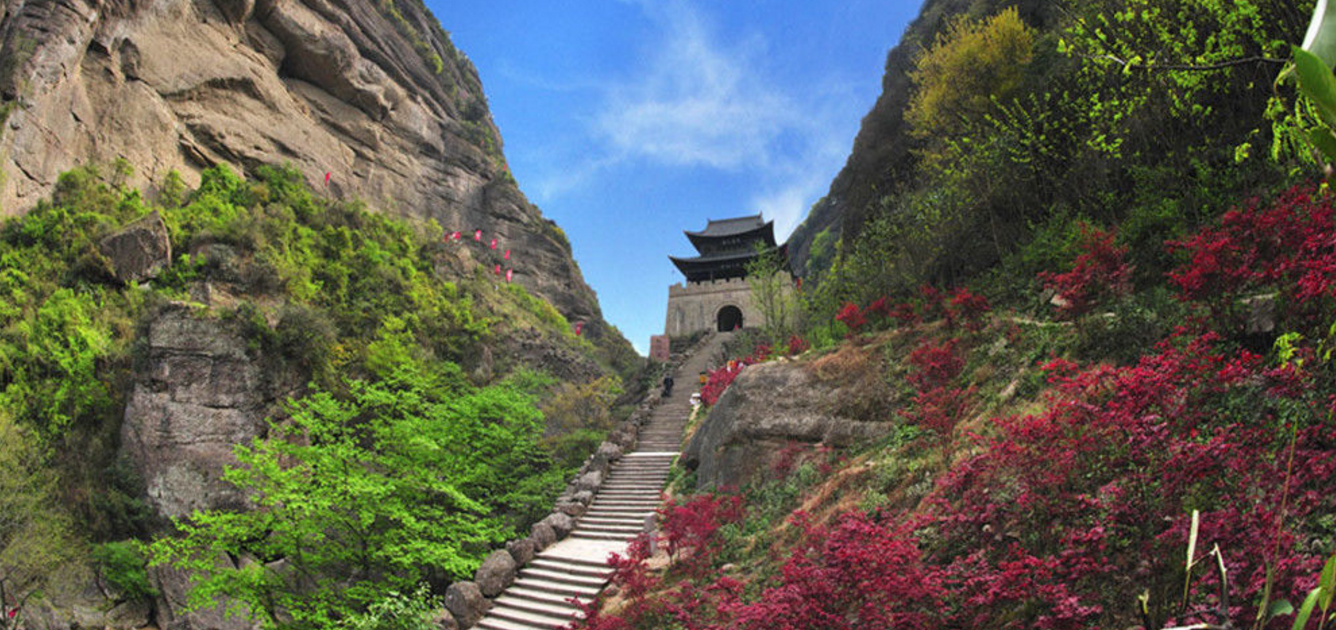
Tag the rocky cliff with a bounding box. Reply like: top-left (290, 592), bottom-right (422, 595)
top-left (0, 0), bottom-right (630, 360)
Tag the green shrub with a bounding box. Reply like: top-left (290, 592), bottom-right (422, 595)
top-left (91, 541), bottom-right (156, 602)
top-left (339, 586), bottom-right (441, 630)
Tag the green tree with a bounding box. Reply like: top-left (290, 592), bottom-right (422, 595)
top-left (0, 410), bottom-right (76, 626)
top-left (746, 244), bottom-right (796, 345)
top-left (907, 8), bottom-right (1036, 148)
top-left (151, 363), bottom-right (567, 629)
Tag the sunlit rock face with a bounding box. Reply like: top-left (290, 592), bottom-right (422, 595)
top-left (0, 0), bottom-right (627, 345)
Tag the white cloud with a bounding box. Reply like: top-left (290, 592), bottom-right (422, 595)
top-left (593, 1), bottom-right (803, 170)
top-left (530, 0), bottom-right (861, 234)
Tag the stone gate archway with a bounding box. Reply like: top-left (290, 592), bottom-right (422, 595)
top-left (716, 305), bottom-right (743, 331)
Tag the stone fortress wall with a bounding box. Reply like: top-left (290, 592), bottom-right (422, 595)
top-left (665, 276), bottom-right (761, 335)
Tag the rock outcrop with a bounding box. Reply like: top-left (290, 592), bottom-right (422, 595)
top-left (119, 303), bottom-right (291, 520)
top-left (683, 360), bottom-right (896, 489)
top-left (99, 209), bottom-right (172, 283)
top-left (0, 0), bottom-right (632, 362)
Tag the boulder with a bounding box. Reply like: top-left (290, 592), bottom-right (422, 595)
top-left (444, 582), bottom-right (488, 628)
top-left (430, 608), bottom-right (459, 630)
top-left (530, 522), bottom-right (556, 550)
top-left (555, 500), bottom-right (585, 518)
top-left (590, 441), bottom-right (623, 470)
top-left (682, 361), bottom-right (896, 489)
top-left (1244, 293), bottom-right (1277, 334)
top-left (474, 550), bottom-right (517, 597)
top-left (505, 538), bottom-right (536, 566)
top-left (573, 470), bottom-right (603, 493)
top-left (540, 512), bottom-right (576, 539)
top-left (572, 489), bottom-right (595, 506)
top-left (99, 210), bottom-right (171, 283)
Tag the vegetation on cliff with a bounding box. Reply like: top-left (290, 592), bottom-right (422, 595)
top-left (0, 163), bottom-right (631, 626)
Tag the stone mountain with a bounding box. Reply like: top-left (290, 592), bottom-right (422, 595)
top-left (0, 0), bottom-right (632, 364)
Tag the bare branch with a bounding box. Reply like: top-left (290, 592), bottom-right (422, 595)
top-left (1083, 54), bottom-right (1287, 72)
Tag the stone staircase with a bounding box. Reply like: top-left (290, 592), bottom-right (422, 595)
top-left (475, 333), bottom-right (726, 630)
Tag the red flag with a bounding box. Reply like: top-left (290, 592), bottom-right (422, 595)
top-left (495, 264), bottom-right (501, 275)
top-left (324, 172), bottom-right (331, 186)
top-left (474, 229), bottom-right (482, 241)
top-left (505, 269), bottom-right (513, 283)
top-left (504, 249), bottom-right (511, 260)
top-left (490, 238), bottom-right (498, 250)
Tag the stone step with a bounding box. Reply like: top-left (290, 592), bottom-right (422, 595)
top-left (573, 524), bottom-right (643, 536)
top-left (583, 510), bottom-right (655, 520)
top-left (589, 504), bottom-right (660, 513)
top-left (533, 553), bottom-right (612, 570)
top-left (570, 529), bottom-right (640, 541)
top-left (506, 585), bottom-right (593, 609)
top-left (593, 499), bottom-right (659, 509)
top-left (491, 594), bottom-right (582, 625)
top-left (518, 567), bottom-right (608, 589)
top-left (595, 489), bottom-right (663, 496)
top-left (528, 558), bottom-right (611, 579)
top-left (476, 615), bottom-right (543, 630)
top-left (507, 575), bottom-right (602, 599)
top-left (578, 516), bottom-right (646, 528)
top-left (592, 496), bottom-right (661, 504)
top-left (483, 602), bottom-right (575, 630)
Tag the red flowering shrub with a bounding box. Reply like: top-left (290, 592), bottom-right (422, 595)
top-left (919, 285), bottom-right (946, 321)
top-left (1039, 224), bottom-right (1132, 318)
top-left (835, 302), bottom-right (866, 336)
top-left (729, 511), bottom-right (945, 630)
top-left (925, 334), bottom-right (1336, 628)
top-left (902, 338), bottom-right (972, 436)
top-left (865, 296), bottom-right (892, 322)
top-left (1169, 182), bottom-right (1336, 331)
top-left (949, 287), bottom-right (990, 331)
top-left (659, 493), bottom-right (744, 576)
top-left (786, 334), bottom-right (810, 355)
top-left (752, 343), bottom-right (772, 362)
top-left (770, 441), bottom-right (807, 477)
top-left (903, 385), bottom-right (975, 435)
top-left (906, 339), bottom-right (964, 390)
top-left (700, 362), bottom-right (744, 406)
top-left (890, 301), bottom-right (919, 325)
top-left (566, 536), bottom-right (660, 630)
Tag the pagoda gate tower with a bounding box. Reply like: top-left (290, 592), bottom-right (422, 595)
top-left (658, 214), bottom-right (789, 346)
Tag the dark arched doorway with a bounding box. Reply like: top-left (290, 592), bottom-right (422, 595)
top-left (717, 305), bottom-right (743, 331)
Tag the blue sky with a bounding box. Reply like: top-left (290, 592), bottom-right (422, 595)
top-left (434, 0), bottom-right (923, 354)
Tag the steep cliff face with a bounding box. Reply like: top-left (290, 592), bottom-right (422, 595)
top-left (0, 0), bottom-right (628, 358)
